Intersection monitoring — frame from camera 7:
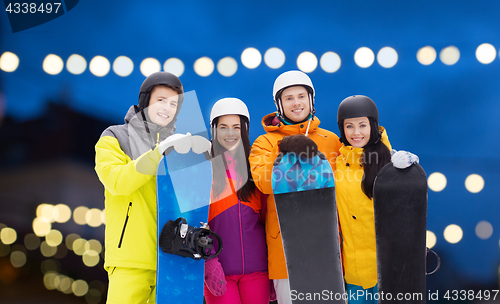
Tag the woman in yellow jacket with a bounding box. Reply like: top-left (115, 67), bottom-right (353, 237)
top-left (335, 95), bottom-right (392, 303)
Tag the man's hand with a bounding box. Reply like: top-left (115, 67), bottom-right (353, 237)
top-left (159, 133), bottom-right (192, 155)
top-left (279, 134), bottom-right (318, 158)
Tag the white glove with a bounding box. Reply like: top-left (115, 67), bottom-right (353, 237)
top-left (391, 149), bottom-right (419, 169)
top-left (159, 133), bottom-right (192, 155)
top-left (191, 135), bottom-right (211, 154)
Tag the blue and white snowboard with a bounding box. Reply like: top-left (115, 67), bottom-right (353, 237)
top-left (272, 152), bottom-right (345, 303)
top-left (156, 149), bottom-right (212, 304)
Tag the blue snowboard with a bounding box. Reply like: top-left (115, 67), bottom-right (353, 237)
top-left (272, 152), bottom-right (345, 303)
top-left (156, 150), bottom-right (212, 304)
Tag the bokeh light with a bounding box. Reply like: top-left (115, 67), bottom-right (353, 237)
top-left (73, 206), bottom-right (89, 225)
top-left (43, 54), bottom-right (64, 75)
top-left (83, 250), bottom-right (100, 267)
top-left (426, 230), bottom-right (437, 249)
top-left (44, 272), bottom-right (58, 290)
top-left (377, 47), bottom-right (398, 68)
top-left (140, 58), bottom-right (161, 77)
top-left (444, 224), bottom-right (463, 244)
top-left (320, 52), bottom-right (341, 73)
top-left (66, 54), bottom-right (87, 75)
top-left (88, 239), bottom-right (103, 254)
top-left (427, 172), bottom-right (447, 192)
top-left (194, 57), bottom-right (215, 77)
top-left (89, 56), bottom-right (111, 77)
top-left (241, 48), bottom-right (262, 69)
top-left (476, 43), bottom-right (496, 64)
top-left (354, 47), bottom-right (375, 68)
top-left (417, 46), bottom-right (437, 65)
top-left (465, 174), bottom-right (484, 193)
top-left (264, 47), bottom-right (285, 69)
top-left (10, 251), bottom-right (27, 268)
top-left (475, 221), bottom-right (493, 240)
top-left (86, 208), bottom-right (103, 227)
top-left (65, 233), bottom-right (81, 251)
top-left (439, 46), bottom-right (460, 65)
top-left (1, 227), bottom-right (17, 245)
top-left (58, 275), bottom-right (74, 294)
top-left (217, 57), bottom-right (238, 77)
top-left (24, 233), bottom-right (41, 250)
top-left (37, 204), bottom-right (54, 222)
top-left (297, 51), bottom-right (318, 73)
top-left (53, 204), bottom-right (72, 223)
top-left (73, 238), bottom-right (88, 256)
top-left (72, 279), bottom-right (89, 297)
top-left (0, 51), bottom-right (20, 72)
top-left (33, 218), bottom-right (51, 237)
top-left (45, 230), bottom-right (63, 247)
top-left (163, 58), bottom-right (184, 77)
top-left (113, 56), bottom-right (134, 77)
top-left (40, 241), bottom-right (57, 257)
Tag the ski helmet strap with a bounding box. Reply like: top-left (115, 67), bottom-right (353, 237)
top-left (275, 96), bottom-right (285, 120)
top-left (309, 92), bottom-right (316, 119)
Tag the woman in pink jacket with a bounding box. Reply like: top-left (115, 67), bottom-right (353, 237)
top-left (204, 98), bottom-right (270, 304)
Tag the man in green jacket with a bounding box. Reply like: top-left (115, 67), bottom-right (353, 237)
top-left (95, 72), bottom-right (197, 303)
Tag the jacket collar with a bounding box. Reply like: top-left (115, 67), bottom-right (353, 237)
top-left (261, 112), bottom-right (321, 136)
top-left (124, 105), bottom-right (175, 159)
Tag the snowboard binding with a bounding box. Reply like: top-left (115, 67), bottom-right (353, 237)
top-left (159, 217), bottom-right (223, 260)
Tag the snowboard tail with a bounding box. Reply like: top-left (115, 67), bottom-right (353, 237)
top-left (373, 163), bottom-right (427, 304)
top-left (156, 151), bottom-right (212, 304)
top-left (272, 152), bottom-right (345, 303)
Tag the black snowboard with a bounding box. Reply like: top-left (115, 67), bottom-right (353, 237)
top-left (373, 163), bottom-right (427, 303)
top-left (272, 152), bottom-right (345, 303)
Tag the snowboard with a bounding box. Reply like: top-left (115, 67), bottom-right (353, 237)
top-left (156, 149), bottom-right (212, 304)
top-left (373, 162), bottom-right (427, 304)
top-left (272, 152), bottom-right (345, 303)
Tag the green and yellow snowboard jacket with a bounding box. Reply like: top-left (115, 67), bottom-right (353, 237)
top-left (95, 106), bottom-right (173, 271)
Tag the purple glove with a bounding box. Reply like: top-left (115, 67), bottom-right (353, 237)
top-left (204, 258), bottom-right (227, 296)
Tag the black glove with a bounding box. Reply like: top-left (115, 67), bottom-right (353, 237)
top-left (279, 134), bottom-right (318, 158)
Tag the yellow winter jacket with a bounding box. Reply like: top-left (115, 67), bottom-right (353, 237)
top-left (334, 127), bottom-right (391, 289)
top-left (249, 112), bottom-right (342, 279)
top-left (95, 106), bottom-right (173, 271)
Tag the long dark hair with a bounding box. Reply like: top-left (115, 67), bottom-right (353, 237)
top-left (211, 115), bottom-right (257, 202)
top-left (360, 117), bottom-right (391, 199)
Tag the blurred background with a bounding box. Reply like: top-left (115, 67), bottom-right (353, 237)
top-left (1, 0), bottom-right (500, 303)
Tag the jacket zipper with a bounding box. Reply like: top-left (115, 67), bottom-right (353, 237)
top-left (118, 202), bottom-right (132, 248)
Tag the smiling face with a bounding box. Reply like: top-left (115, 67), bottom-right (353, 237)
top-left (147, 85), bottom-right (179, 127)
top-left (281, 86), bottom-right (311, 123)
top-left (343, 116), bottom-right (371, 148)
top-left (216, 114), bottom-right (241, 154)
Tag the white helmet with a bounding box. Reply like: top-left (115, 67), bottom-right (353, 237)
top-left (210, 98), bottom-right (250, 126)
top-left (272, 70), bottom-right (315, 120)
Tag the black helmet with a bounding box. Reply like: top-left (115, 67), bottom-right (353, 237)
top-left (137, 71), bottom-right (184, 111)
top-left (337, 95), bottom-right (380, 146)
